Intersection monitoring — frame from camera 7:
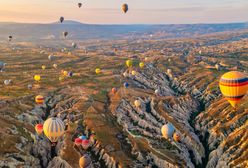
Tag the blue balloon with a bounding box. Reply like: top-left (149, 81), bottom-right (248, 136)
top-left (79, 135), bottom-right (87, 140)
top-left (124, 82), bottom-right (129, 88)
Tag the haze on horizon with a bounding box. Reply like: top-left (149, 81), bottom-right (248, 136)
top-left (0, 0), bottom-right (247, 24)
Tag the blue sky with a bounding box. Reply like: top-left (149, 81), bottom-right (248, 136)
top-left (0, 0), bottom-right (247, 24)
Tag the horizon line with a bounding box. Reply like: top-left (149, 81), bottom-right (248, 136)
top-left (0, 20), bottom-right (247, 26)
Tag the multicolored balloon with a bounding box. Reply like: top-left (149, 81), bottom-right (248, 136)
top-left (43, 117), bottom-right (65, 143)
top-left (35, 95), bottom-right (44, 105)
top-left (219, 71), bottom-right (248, 108)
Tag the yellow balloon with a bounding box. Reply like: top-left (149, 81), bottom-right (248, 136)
top-left (134, 100), bottom-right (141, 108)
top-left (35, 95), bottom-right (44, 105)
top-left (43, 117), bottom-right (65, 143)
top-left (95, 68), bottom-right (101, 74)
top-left (219, 71), bottom-right (248, 108)
top-left (59, 76), bottom-right (64, 81)
top-left (139, 62), bottom-right (145, 68)
top-left (131, 70), bottom-right (136, 76)
top-left (34, 75), bottom-right (41, 82)
top-left (42, 65), bottom-right (46, 70)
top-left (126, 60), bottom-right (132, 68)
top-left (63, 71), bottom-right (68, 76)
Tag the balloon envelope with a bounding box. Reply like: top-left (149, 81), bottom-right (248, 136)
top-left (219, 71), bottom-right (248, 108)
top-left (122, 4), bottom-right (128, 13)
top-left (161, 123), bottom-right (175, 139)
top-left (43, 117), bottom-right (65, 143)
top-left (35, 124), bottom-right (43, 135)
top-left (124, 82), bottom-right (129, 88)
top-left (81, 139), bottom-right (90, 150)
top-left (35, 95), bottom-right (44, 105)
top-left (60, 17), bottom-right (64, 23)
top-left (139, 62), bottom-right (145, 68)
top-left (75, 138), bottom-right (82, 146)
top-left (34, 75), bottom-right (41, 82)
top-left (112, 88), bottom-right (117, 94)
top-left (126, 60), bottom-right (132, 68)
top-left (95, 68), bottom-right (101, 74)
top-left (173, 132), bottom-right (181, 142)
top-left (79, 155), bottom-right (92, 168)
top-left (134, 100), bottom-right (141, 108)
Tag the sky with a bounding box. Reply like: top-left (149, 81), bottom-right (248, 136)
top-left (0, 0), bottom-right (247, 24)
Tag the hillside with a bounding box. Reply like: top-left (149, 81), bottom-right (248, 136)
top-left (0, 27), bottom-right (247, 168)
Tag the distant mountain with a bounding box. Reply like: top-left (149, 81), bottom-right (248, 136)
top-left (0, 21), bottom-right (247, 41)
top-left (51, 20), bottom-right (85, 25)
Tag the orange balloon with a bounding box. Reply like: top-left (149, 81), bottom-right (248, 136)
top-left (35, 95), bottom-right (44, 105)
top-left (173, 132), bottom-right (181, 142)
top-left (112, 88), bottom-right (117, 94)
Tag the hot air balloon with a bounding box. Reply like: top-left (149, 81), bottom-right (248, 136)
top-left (78, 3), bottom-right (82, 8)
top-left (139, 62), bottom-right (145, 68)
top-left (72, 42), bottom-right (77, 48)
top-left (8, 36), bottom-right (13, 42)
top-left (219, 71), bottom-right (248, 108)
top-left (167, 69), bottom-right (172, 74)
top-left (132, 70), bottom-right (137, 76)
top-left (75, 138), bottom-right (82, 147)
top-left (123, 72), bottom-right (128, 77)
top-left (48, 55), bottom-right (54, 61)
top-left (4, 80), bottom-right (10, 86)
top-left (161, 123), bottom-right (175, 139)
top-left (89, 134), bottom-right (96, 145)
top-left (43, 117), bottom-right (65, 143)
top-left (40, 50), bottom-right (46, 54)
top-left (215, 64), bottom-right (220, 71)
top-left (63, 31), bottom-right (68, 38)
top-left (95, 68), bottom-right (101, 74)
top-left (35, 124), bottom-right (43, 135)
top-left (134, 100), bottom-right (141, 108)
top-left (34, 75), bottom-right (41, 82)
top-left (112, 88), bottom-right (117, 94)
top-left (35, 95), bottom-right (44, 105)
top-left (173, 132), bottom-right (181, 142)
top-left (28, 84), bottom-right (33, 90)
top-left (124, 82), bottom-right (129, 88)
top-left (122, 4), bottom-right (128, 13)
top-left (63, 71), bottom-right (68, 76)
top-left (0, 62), bottom-right (6, 71)
top-left (79, 135), bottom-right (87, 140)
top-left (144, 57), bottom-right (148, 62)
top-left (81, 139), bottom-right (90, 150)
top-left (60, 17), bottom-right (64, 23)
top-left (126, 60), bottom-right (132, 68)
top-left (42, 65), bottom-right (46, 70)
top-left (68, 71), bottom-right (73, 77)
top-left (59, 76), bottom-right (64, 81)
top-left (53, 64), bottom-right (58, 69)
top-left (79, 155), bottom-right (92, 168)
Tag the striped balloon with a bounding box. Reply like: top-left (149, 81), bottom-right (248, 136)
top-left (43, 117), bottom-right (65, 143)
top-left (35, 95), bottom-right (44, 105)
top-left (219, 71), bottom-right (248, 108)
